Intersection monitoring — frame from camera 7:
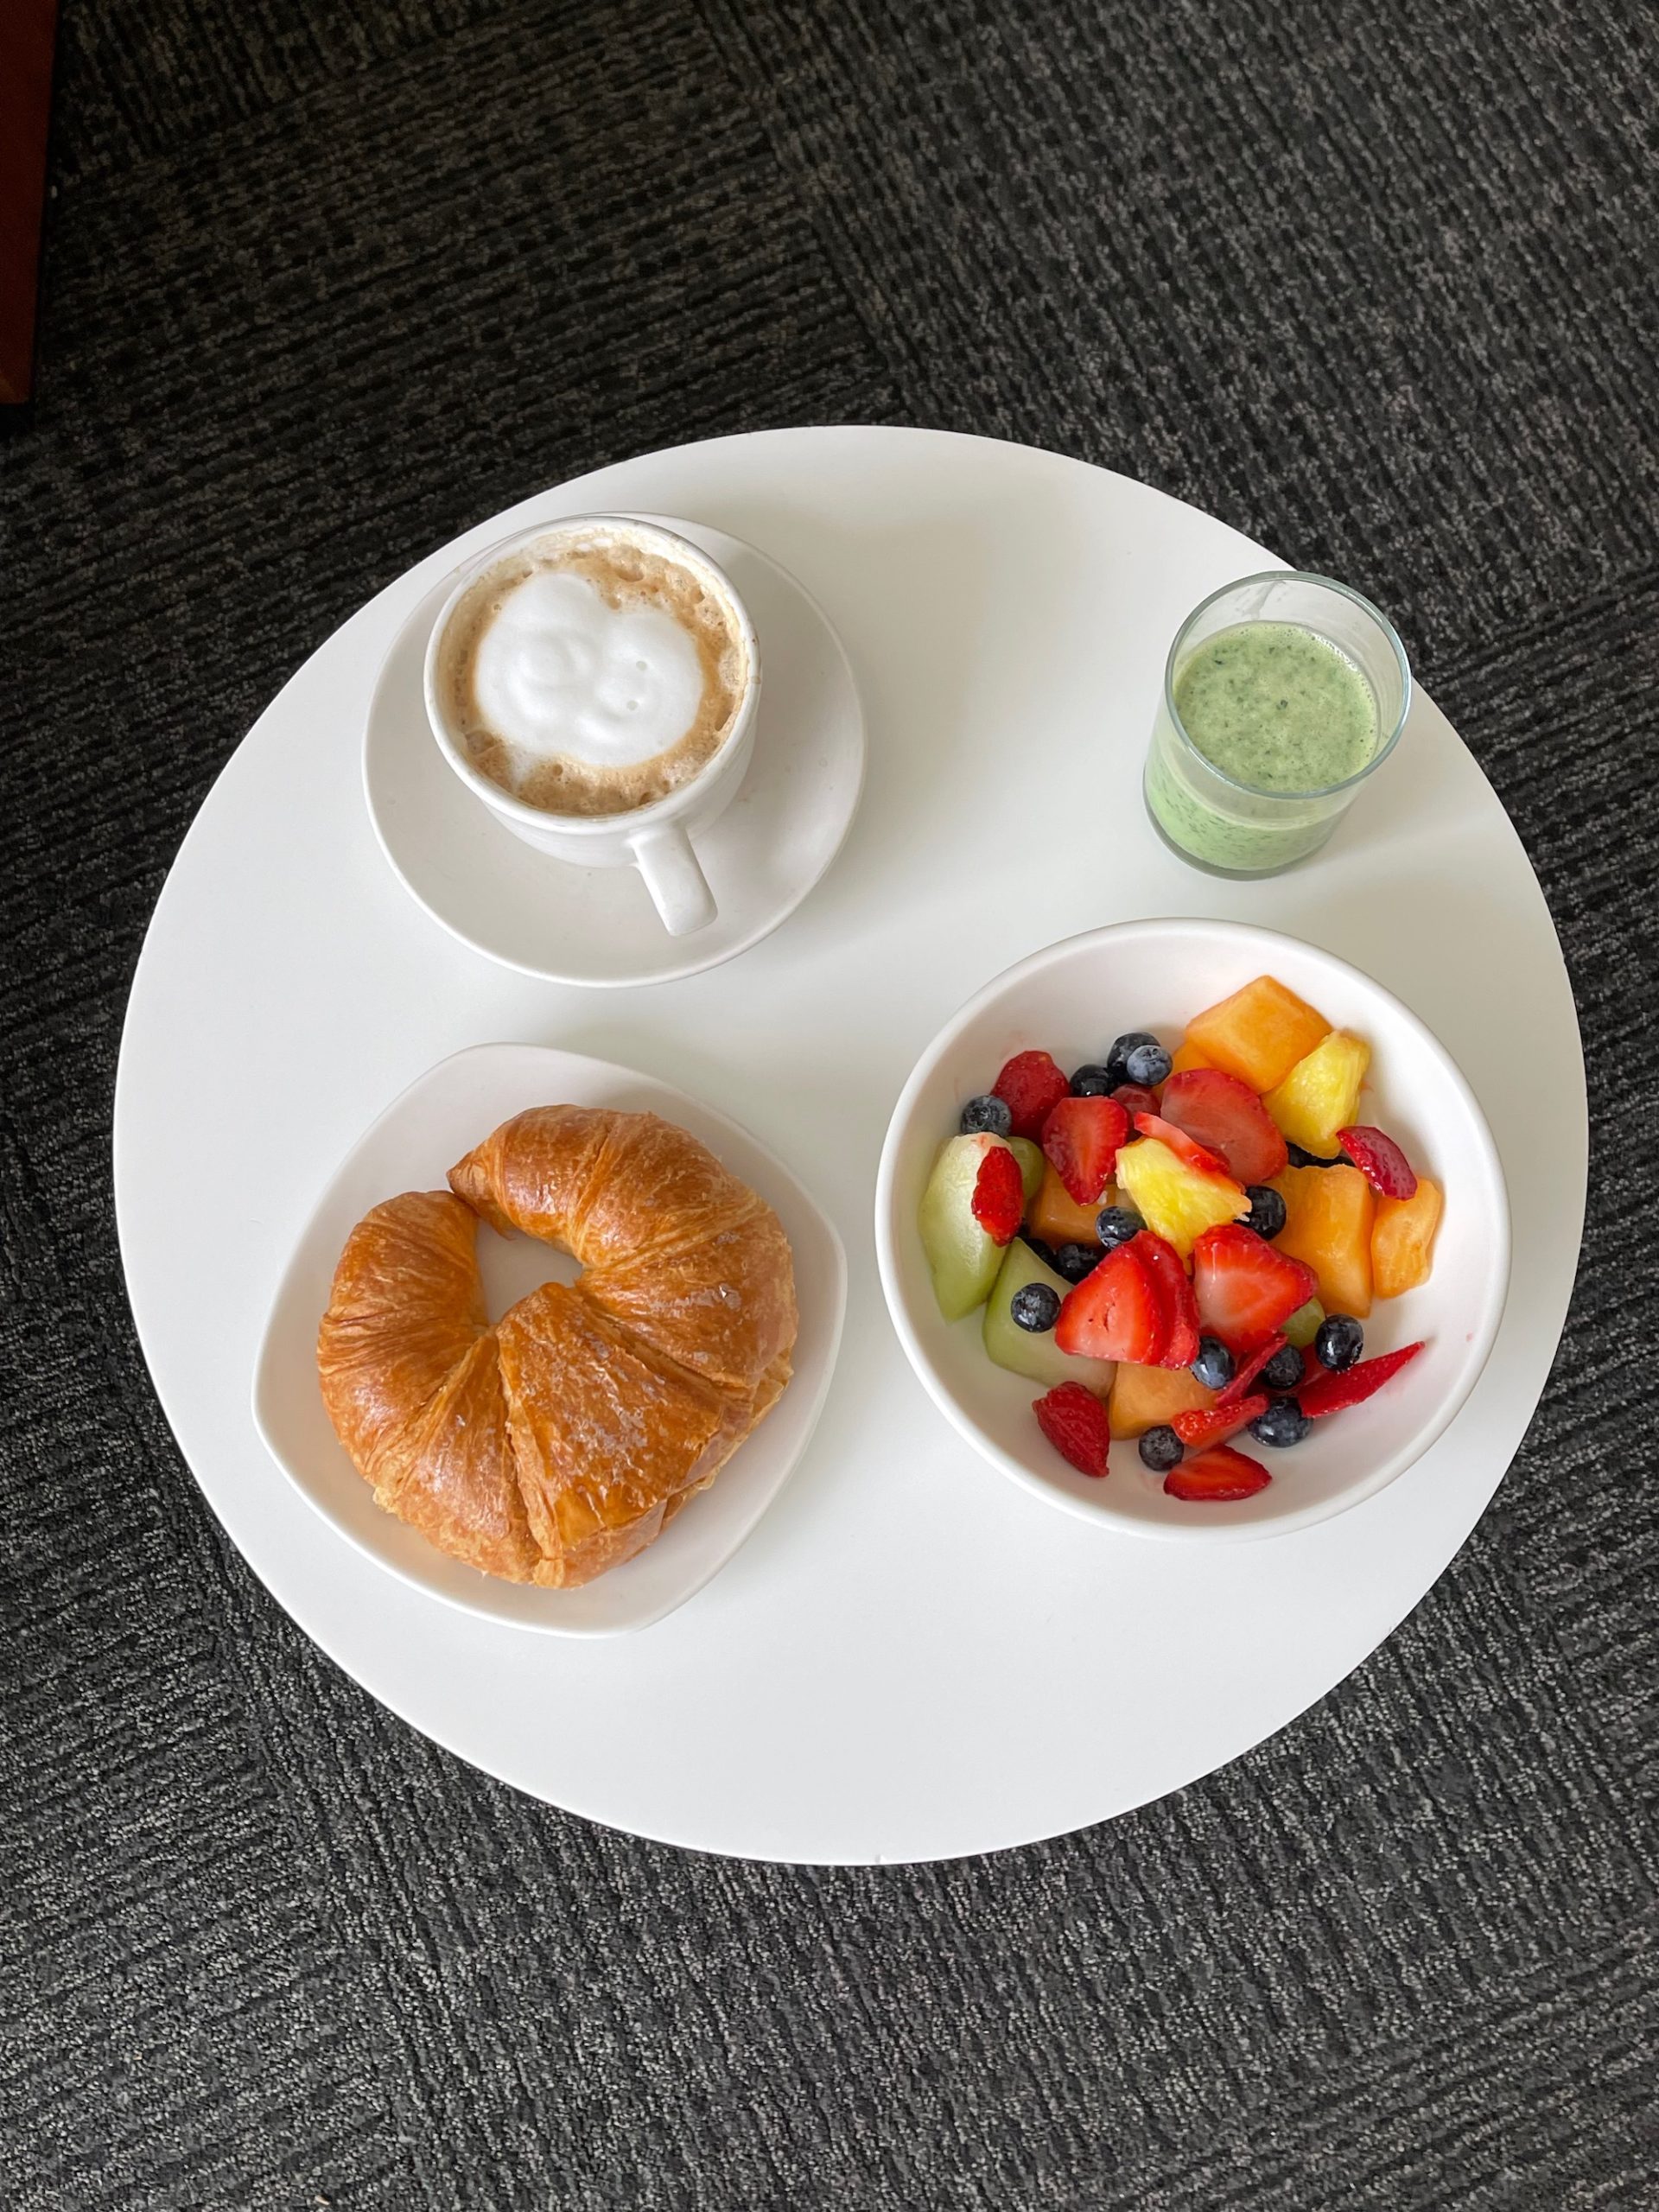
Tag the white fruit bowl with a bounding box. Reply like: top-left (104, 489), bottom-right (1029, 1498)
top-left (874, 918), bottom-right (1510, 1541)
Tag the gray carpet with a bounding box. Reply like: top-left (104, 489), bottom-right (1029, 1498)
top-left (3, 1), bottom-right (1656, 2205)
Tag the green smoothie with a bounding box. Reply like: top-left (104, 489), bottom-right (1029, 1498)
top-left (1174, 622), bottom-right (1376, 791)
top-left (1146, 620), bottom-right (1381, 874)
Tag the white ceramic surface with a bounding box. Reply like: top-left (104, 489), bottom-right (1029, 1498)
top-left (253, 1044), bottom-right (845, 1635)
top-left (876, 918), bottom-right (1510, 1540)
top-left (368, 517), bottom-right (864, 983)
top-left (115, 427), bottom-right (1586, 1865)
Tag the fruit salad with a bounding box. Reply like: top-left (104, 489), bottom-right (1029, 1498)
top-left (916, 974), bottom-right (1444, 1501)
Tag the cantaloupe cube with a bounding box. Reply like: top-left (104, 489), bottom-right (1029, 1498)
top-left (1028, 1161), bottom-right (1107, 1248)
top-left (1185, 976), bottom-right (1332, 1094)
top-left (1263, 1031), bottom-right (1370, 1154)
top-left (1168, 1039), bottom-right (1214, 1075)
top-left (1270, 1163), bottom-right (1374, 1317)
top-left (1372, 1176), bottom-right (1443, 1298)
top-left (1109, 1361), bottom-right (1215, 1438)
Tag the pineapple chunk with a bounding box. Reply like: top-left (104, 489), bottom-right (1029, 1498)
top-left (1109, 1361), bottom-right (1215, 1438)
top-left (1373, 1176), bottom-right (1443, 1298)
top-left (1263, 1031), bottom-right (1370, 1154)
top-left (1168, 1039), bottom-right (1214, 1075)
top-left (1185, 976), bottom-right (1332, 1093)
top-left (1270, 1163), bottom-right (1374, 1317)
top-left (1028, 1161), bottom-right (1109, 1249)
top-left (1115, 1135), bottom-right (1245, 1262)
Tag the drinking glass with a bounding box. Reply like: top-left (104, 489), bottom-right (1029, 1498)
top-left (1143, 571), bottom-right (1410, 877)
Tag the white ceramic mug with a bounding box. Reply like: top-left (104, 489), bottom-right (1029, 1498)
top-left (423, 515), bottom-right (760, 937)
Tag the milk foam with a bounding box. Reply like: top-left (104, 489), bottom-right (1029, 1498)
top-left (472, 569), bottom-right (705, 773)
top-left (439, 528), bottom-right (747, 818)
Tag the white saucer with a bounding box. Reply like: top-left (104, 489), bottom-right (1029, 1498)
top-left (363, 517), bottom-right (865, 987)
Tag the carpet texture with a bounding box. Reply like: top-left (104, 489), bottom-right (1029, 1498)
top-left (3, 1), bottom-right (1656, 2205)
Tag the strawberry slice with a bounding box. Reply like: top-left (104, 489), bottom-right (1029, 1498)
top-left (1131, 1110), bottom-right (1231, 1179)
top-left (1040, 1094), bottom-right (1130, 1205)
top-left (1033, 1381), bottom-right (1112, 1477)
top-left (969, 1145), bottom-right (1024, 1243)
top-left (1215, 1332), bottom-right (1289, 1407)
top-left (1111, 1082), bottom-right (1160, 1119)
top-left (1160, 1068), bottom-right (1289, 1185)
top-left (992, 1050), bottom-right (1071, 1141)
top-left (1055, 1239), bottom-right (1165, 1363)
top-left (1338, 1125), bottom-right (1419, 1199)
top-left (1164, 1443), bottom-right (1272, 1502)
top-left (1171, 1393), bottom-right (1268, 1449)
top-left (1192, 1224), bottom-right (1318, 1352)
top-left (1128, 1230), bottom-right (1200, 1370)
top-left (1299, 1340), bottom-right (1426, 1418)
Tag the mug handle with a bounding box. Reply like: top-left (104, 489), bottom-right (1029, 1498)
top-left (630, 822), bottom-right (716, 937)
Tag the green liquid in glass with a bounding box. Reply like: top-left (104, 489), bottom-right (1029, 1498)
top-left (1147, 620), bottom-right (1379, 874)
top-left (1175, 622), bottom-right (1376, 791)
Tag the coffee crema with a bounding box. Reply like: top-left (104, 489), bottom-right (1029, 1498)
top-left (436, 528), bottom-right (748, 817)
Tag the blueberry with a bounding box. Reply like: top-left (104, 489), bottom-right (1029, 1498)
top-left (1070, 1064), bottom-right (1116, 1097)
top-left (1287, 1141), bottom-right (1344, 1168)
top-left (1095, 1205), bottom-right (1145, 1251)
top-left (1123, 1039), bottom-right (1173, 1088)
top-left (1053, 1242), bottom-right (1099, 1284)
top-left (959, 1093), bottom-right (1012, 1137)
top-left (1315, 1314), bottom-right (1364, 1370)
top-left (1138, 1424), bottom-right (1185, 1473)
top-left (1249, 1396), bottom-right (1310, 1447)
top-left (1191, 1333), bottom-right (1235, 1390)
top-left (1020, 1235), bottom-right (1058, 1268)
top-left (1243, 1183), bottom-right (1287, 1239)
top-left (1259, 1341), bottom-right (1306, 1392)
top-left (1104, 1030), bottom-right (1160, 1085)
top-left (1010, 1283), bottom-right (1061, 1334)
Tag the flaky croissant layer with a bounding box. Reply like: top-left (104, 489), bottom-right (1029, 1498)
top-left (317, 1108), bottom-right (797, 1586)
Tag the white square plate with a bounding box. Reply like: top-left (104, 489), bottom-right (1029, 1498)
top-left (252, 1044), bottom-right (846, 1633)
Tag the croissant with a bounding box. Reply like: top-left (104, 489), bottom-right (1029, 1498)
top-left (316, 1107), bottom-right (797, 1587)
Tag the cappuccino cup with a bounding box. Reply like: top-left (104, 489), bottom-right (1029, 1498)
top-left (423, 515), bottom-right (760, 936)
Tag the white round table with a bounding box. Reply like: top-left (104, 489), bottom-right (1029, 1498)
top-left (115, 428), bottom-right (1585, 1864)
